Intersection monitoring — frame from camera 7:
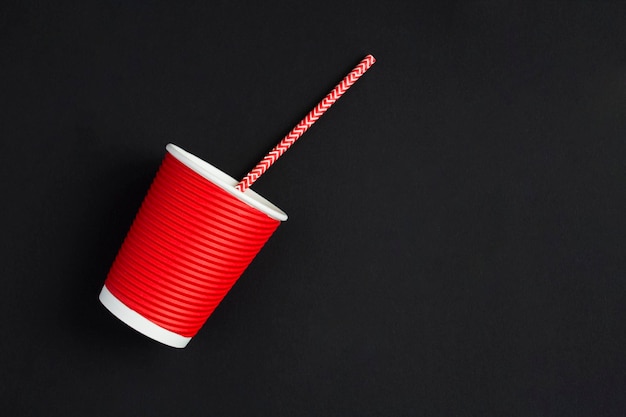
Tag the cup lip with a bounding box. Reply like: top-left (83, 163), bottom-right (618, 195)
top-left (165, 143), bottom-right (288, 222)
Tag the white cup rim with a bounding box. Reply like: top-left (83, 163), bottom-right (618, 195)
top-left (166, 143), bottom-right (288, 222)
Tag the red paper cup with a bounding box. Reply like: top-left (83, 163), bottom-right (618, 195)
top-left (99, 144), bottom-right (287, 348)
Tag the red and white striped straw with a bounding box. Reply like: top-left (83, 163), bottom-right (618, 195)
top-left (236, 54), bottom-right (376, 192)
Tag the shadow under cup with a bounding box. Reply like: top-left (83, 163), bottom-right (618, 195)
top-left (99, 144), bottom-right (287, 348)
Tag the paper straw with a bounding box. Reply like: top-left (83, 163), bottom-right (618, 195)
top-left (236, 54), bottom-right (376, 192)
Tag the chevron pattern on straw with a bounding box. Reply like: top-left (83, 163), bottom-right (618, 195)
top-left (236, 54), bottom-right (376, 192)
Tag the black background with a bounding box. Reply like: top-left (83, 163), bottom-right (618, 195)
top-left (1, 1), bottom-right (626, 416)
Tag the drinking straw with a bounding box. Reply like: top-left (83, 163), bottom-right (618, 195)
top-left (236, 54), bottom-right (376, 192)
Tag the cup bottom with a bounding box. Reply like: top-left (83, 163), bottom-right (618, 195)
top-left (99, 285), bottom-right (191, 348)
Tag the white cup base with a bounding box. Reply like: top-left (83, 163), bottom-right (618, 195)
top-left (99, 285), bottom-right (191, 348)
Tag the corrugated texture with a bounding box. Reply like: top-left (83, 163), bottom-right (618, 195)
top-left (105, 153), bottom-right (280, 337)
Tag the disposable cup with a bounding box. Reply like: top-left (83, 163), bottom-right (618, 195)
top-left (99, 144), bottom-right (287, 348)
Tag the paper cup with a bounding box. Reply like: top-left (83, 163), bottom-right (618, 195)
top-left (100, 144), bottom-right (287, 348)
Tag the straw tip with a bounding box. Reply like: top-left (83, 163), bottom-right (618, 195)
top-left (365, 54), bottom-right (376, 63)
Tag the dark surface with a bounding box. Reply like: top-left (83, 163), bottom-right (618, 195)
top-left (1, 1), bottom-right (626, 416)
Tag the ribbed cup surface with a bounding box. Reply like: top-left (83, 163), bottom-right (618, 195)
top-left (104, 152), bottom-right (280, 337)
